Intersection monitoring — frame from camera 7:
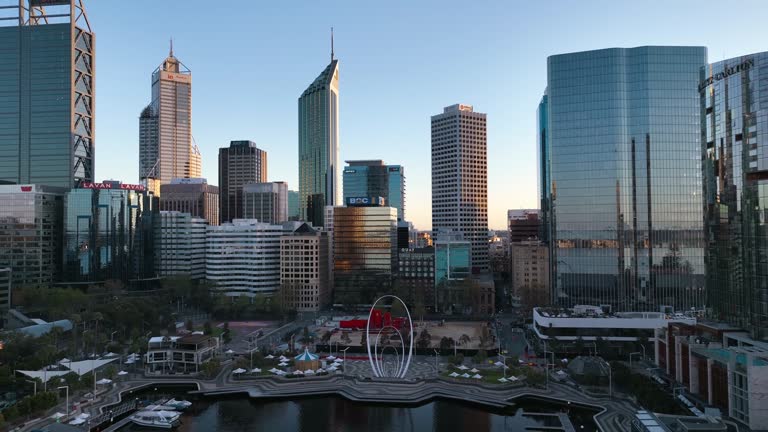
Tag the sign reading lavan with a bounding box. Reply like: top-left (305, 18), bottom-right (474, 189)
top-left (347, 197), bottom-right (386, 207)
top-left (80, 182), bottom-right (146, 192)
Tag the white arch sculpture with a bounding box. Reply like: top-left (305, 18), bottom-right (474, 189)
top-left (366, 295), bottom-right (414, 379)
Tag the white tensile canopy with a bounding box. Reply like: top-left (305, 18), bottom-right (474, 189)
top-left (96, 378), bottom-right (112, 385)
top-left (232, 368), bottom-right (246, 374)
top-left (251, 368), bottom-right (262, 373)
top-left (472, 374), bottom-right (483, 379)
top-left (498, 377), bottom-right (508, 383)
top-left (449, 372), bottom-right (459, 377)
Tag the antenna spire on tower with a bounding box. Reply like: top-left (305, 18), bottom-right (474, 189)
top-left (331, 27), bottom-right (334, 62)
top-left (170, 37), bottom-right (174, 57)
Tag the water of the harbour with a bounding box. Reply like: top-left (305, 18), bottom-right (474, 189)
top-left (117, 397), bottom-right (599, 432)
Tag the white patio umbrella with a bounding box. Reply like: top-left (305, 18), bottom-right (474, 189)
top-left (498, 377), bottom-right (508, 383)
top-left (327, 366), bottom-right (338, 371)
top-left (509, 376), bottom-right (519, 381)
top-left (251, 368), bottom-right (262, 373)
top-left (269, 368), bottom-right (279, 374)
top-left (265, 354), bottom-right (275, 359)
top-left (449, 372), bottom-right (460, 377)
top-left (117, 371), bottom-right (128, 376)
top-left (470, 368), bottom-right (479, 373)
top-left (50, 412), bottom-right (66, 420)
top-left (316, 369), bottom-right (325, 373)
top-left (96, 378), bottom-right (112, 385)
top-left (493, 361), bottom-right (504, 367)
top-left (278, 362), bottom-right (289, 367)
top-left (305, 369), bottom-right (315, 375)
top-left (293, 370), bottom-right (304, 375)
top-left (326, 355), bottom-right (336, 360)
top-left (225, 349), bottom-right (235, 355)
top-left (472, 374), bottom-right (483, 379)
top-left (334, 359), bottom-right (344, 363)
top-left (232, 368), bottom-right (246, 374)
top-left (275, 370), bottom-right (286, 375)
top-left (461, 373), bottom-right (471, 378)
top-left (458, 365), bottom-right (469, 370)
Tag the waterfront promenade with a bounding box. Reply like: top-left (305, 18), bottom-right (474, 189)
top-left (20, 361), bottom-right (637, 432)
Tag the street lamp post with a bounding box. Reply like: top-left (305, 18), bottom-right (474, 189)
top-left (543, 350), bottom-right (555, 390)
top-left (629, 352), bottom-right (641, 369)
top-left (110, 331), bottom-right (118, 343)
top-left (58, 386), bottom-right (69, 418)
top-left (25, 380), bottom-right (37, 396)
top-left (433, 349), bottom-right (439, 377)
top-left (341, 347), bottom-right (350, 378)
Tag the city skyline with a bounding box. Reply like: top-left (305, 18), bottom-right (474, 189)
top-left (79, 1), bottom-right (768, 230)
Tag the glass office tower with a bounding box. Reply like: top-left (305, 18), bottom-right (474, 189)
top-left (62, 181), bottom-right (159, 287)
top-left (298, 57), bottom-right (340, 227)
top-left (343, 160), bottom-right (406, 221)
top-left (0, 1), bottom-right (95, 188)
top-left (332, 205), bottom-right (397, 307)
top-left (544, 46), bottom-right (707, 312)
top-left (702, 52), bottom-right (768, 340)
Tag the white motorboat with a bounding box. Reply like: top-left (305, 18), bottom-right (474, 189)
top-left (165, 398), bottom-right (192, 410)
top-left (131, 410), bottom-right (181, 429)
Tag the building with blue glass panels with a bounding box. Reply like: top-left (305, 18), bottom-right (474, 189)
top-left (0, 2), bottom-right (94, 189)
top-left (702, 52), bottom-right (768, 341)
top-left (343, 160), bottom-right (405, 221)
top-left (542, 46), bottom-right (707, 312)
top-left (61, 181), bottom-right (158, 287)
top-left (298, 58), bottom-right (340, 227)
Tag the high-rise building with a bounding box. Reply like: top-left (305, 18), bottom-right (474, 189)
top-left (218, 140), bottom-right (268, 223)
top-left (160, 178), bottom-right (219, 226)
top-left (332, 203), bottom-right (397, 307)
top-left (702, 52), bottom-right (768, 340)
top-left (0, 268), bottom-right (9, 326)
top-left (139, 43), bottom-right (201, 195)
top-left (280, 223), bottom-right (330, 312)
top-left (205, 219), bottom-right (282, 298)
top-left (343, 160), bottom-right (406, 221)
top-left (0, 184), bottom-right (65, 288)
top-left (431, 104), bottom-right (488, 273)
top-left (157, 211), bottom-right (207, 280)
top-left (61, 181), bottom-right (159, 288)
top-left (543, 46), bottom-right (707, 312)
top-left (243, 182), bottom-right (288, 224)
top-left (299, 54), bottom-right (340, 227)
top-left (287, 190), bottom-right (300, 221)
top-left (0, 1), bottom-right (94, 188)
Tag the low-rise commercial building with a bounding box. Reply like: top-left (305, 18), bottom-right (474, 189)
top-left (395, 247), bottom-right (435, 311)
top-left (145, 334), bottom-right (219, 374)
top-left (532, 306), bottom-right (696, 355)
top-left (0, 268), bottom-right (9, 327)
top-left (655, 322), bottom-right (768, 431)
top-left (511, 241), bottom-right (550, 313)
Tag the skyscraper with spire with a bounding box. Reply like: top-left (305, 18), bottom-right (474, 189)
top-left (298, 30), bottom-right (340, 226)
top-left (139, 41), bottom-right (201, 195)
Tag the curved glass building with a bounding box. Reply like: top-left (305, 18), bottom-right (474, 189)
top-left (702, 52), bottom-right (768, 340)
top-left (543, 46), bottom-right (707, 312)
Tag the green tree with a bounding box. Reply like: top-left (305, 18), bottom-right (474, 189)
top-left (474, 349), bottom-right (487, 364)
top-left (202, 358), bottom-right (221, 379)
top-left (459, 334), bottom-right (471, 349)
top-left (222, 322), bottom-right (232, 344)
top-left (203, 321), bottom-right (213, 335)
top-left (416, 329), bottom-right (432, 349)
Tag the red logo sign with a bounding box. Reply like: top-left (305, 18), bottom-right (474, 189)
top-left (21, 186), bottom-right (32, 192)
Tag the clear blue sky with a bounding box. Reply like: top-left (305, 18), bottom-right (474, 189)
top-left (88, 0), bottom-right (768, 230)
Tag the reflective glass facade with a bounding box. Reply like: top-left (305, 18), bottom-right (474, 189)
top-left (299, 60), bottom-right (340, 227)
top-left (545, 47), bottom-right (707, 312)
top-left (332, 206), bottom-right (397, 306)
top-left (434, 240), bottom-right (470, 286)
top-left (343, 161), bottom-right (405, 221)
top-left (0, 4), bottom-right (95, 188)
top-left (0, 184), bottom-right (64, 288)
top-left (62, 184), bottom-right (158, 286)
top-left (702, 52), bottom-right (768, 340)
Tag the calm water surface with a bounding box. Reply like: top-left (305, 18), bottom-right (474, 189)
top-left (118, 397), bottom-right (598, 432)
